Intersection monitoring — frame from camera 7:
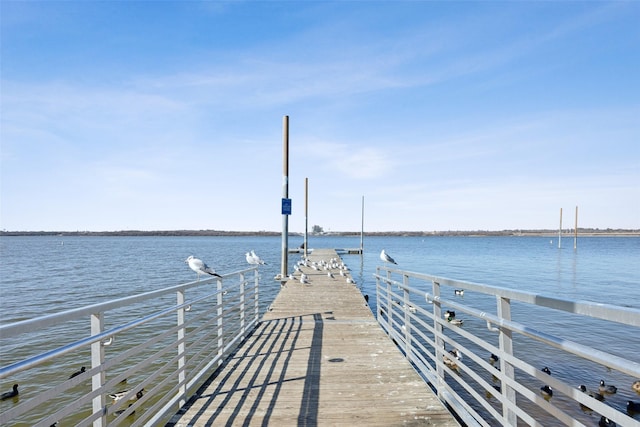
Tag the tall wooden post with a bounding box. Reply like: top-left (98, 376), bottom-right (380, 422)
top-left (281, 116), bottom-right (289, 279)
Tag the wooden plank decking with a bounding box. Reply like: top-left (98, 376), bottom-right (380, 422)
top-left (167, 249), bottom-right (460, 426)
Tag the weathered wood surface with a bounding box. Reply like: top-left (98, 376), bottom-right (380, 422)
top-left (168, 249), bottom-right (460, 426)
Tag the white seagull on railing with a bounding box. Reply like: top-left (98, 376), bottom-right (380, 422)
top-left (250, 250), bottom-right (266, 265)
top-left (245, 252), bottom-right (259, 265)
top-left (185, 256), bottom-right (222, 280)
top-left (380, 249), bottom-right (397, 265)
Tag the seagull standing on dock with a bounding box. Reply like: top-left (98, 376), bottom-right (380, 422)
top-left (185, 256), bottom-right (222, 281)
top-left (380, 249), bottom-right (397, 265)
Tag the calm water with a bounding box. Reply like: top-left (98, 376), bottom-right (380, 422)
top-left (1, 234), bottom-right (639, 424)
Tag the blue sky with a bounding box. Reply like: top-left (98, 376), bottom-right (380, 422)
top-left (1, 1), bottom-right (638, 232)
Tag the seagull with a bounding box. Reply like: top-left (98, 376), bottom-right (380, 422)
top-left (300, 273), bottom-right (309, 284)
top-left (245, 252), bottom-right (258, 265)
top-left (250, 250), bottom-right (266, 265)
top-left (1, 384), bottom-right (18, 400)
top-left (69, 366), bottom-right (86, 379)
top-left (185, 256), bottom-right (222, 280)
top-left (380, 249), bottom-right (397, 265)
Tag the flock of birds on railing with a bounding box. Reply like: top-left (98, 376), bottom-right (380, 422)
top-left (184, 250), bottom-right (268, 281)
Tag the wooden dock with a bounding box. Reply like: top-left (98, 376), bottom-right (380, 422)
top-left (167, 249), bottom-right (460, 426)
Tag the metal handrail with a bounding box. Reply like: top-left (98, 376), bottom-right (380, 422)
top-left (375, 266), bottom-right (640, 427)
top-left (0, 267), bottom-right (261, 427)
top-left (0, 268), bottom-right (252, 336)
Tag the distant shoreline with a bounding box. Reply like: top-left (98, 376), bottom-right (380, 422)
top-left (1, 229), bottom-right (638, 237)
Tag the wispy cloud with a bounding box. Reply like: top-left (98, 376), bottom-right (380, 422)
top-left (298, 140), bottom-right (395, 180)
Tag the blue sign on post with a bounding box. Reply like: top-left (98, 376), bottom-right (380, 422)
top-left (281, 198), bottom-right (292, 215)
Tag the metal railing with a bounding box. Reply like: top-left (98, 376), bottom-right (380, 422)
top-left (375, 266), bottom-right (640, 427)
top-left (0, 267), bottom-right (260, 427)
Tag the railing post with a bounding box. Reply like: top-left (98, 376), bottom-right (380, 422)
top-left (375, 268), bottom-right (387, 333)
top-left (403, 274), bottom-right (411, 360)
top-left (386, 268), bottom-right (393, 333)
top-left (177, 289), bottom-right (187, 406)
top-left (254, 268), bottom-right (260, 323)
top-left (497, 295), bottom-right (517, 426)
top-left (375, 267), bottom-right (381, 318)
top-left (432, 280), bottom-right (445, 397)
top-left (240, 273), bottom-right (246, 338)
top-left (217, 278), bottom-right (224, 367)
top-left (90, 312), bottom-right (106, 427)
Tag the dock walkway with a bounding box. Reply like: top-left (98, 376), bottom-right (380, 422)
top-left (168, 249), bottom-right (460, 426)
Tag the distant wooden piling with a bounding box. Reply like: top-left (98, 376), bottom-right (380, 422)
top-left (574, 205), bottom-right (578, 250)
top-left (558, 207), bottom-right (563, 249)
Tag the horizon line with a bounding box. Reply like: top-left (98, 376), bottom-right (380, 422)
top-left (1, 228), bottom-right (639, 236)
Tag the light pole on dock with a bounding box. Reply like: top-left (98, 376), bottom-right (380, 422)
top-left (280, 116), bottom-right (290, 280)
top-left (360, 195), bottom-right (364, 253)
top-left (304, 177), bottom-right (309, 259)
